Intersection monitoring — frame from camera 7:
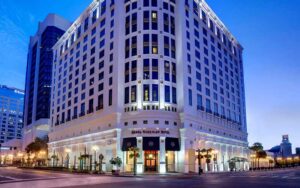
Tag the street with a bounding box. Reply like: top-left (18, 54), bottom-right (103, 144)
top-left (0, 167), bottom-right (299, 188)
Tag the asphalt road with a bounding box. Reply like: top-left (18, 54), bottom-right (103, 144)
top-left (0, 167), bottom-right (299, 188)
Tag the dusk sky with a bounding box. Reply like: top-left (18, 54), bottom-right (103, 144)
top-left (0, 0), bottom-right (299, 151)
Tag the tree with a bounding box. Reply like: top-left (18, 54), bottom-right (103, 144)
top-left (269, 159), bottom-right (274, 168)
top-left (196, 149), bottom-right (205, 175)
top-left (200, 148), bottom-right (213, 172)
top-left (110, 156), bottom-right (122, 175)
top-left (98, 154), bottom-right (104, 173)
top-left (129, 147), bottom-right (140, 176)
top-left (256, 150), bottom-right (267, 168)
top-left (25, 136), bottom-right (48, 166)
top-left (249, 142), bottom-right (263, 168)
top-left (25, 136), bottom-right (48, 154)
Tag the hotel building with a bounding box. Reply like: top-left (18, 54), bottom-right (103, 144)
top-left (0, 85), bottom-right (24, 143)
top-left (23, 14), bottom-right (71, 150)
top-left (49, 0), bottom-right (249, 173)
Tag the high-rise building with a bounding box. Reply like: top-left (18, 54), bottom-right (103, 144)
top-left (296, 148), bottom-right (300, 155)
top-left (0, 85), bottom-right (24, 143)
top-left (23, 14), bottom-right (71, 149)
top-left (280, 135), bottom-right (292, 157)
top-left (48, 0), bottom-right (248, 173)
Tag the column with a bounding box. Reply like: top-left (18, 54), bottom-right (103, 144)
top-left (224, 144), bottom-right (230, 171)
top-left (116, 129), bottom-right (123, 171)
top-left (178, 129), bottom-right (188, 173)
top-left (136, 137), bottom-right (143, 174)
top-left (159, 137), bottom-right (166, 173)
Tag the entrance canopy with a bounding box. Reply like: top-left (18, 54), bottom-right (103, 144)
top-left (122, 137), bottom-right (137, 151)
top-left (143, 137), bottom-right (160, 151)
top-left (165, 137), bottom-right (180, 151)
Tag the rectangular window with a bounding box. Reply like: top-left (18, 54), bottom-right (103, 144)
top-left (188, 89), bottom-right (192, 106)
top-left (164, 36), bottom-right (169, 56)
top-left (125, 87), bottom-right (129, 104)
top-left (164, 61), bottom-right (170, 81)
top-left (143, 34), bottom-right (150, 54)
top-left (151, 11), bottom-right (158, 30)
top-left (163, 13), bottom-right (169, 33)
top-left (84, 17), bottom-right (89, 31)
top-left (172, 62), bottom-right (176, 83)
top-left (131, 85), bottom-right (137, 103)
top-left (143, 11), bottom-right (150, 30)
top-left (132, 36), bottom-right (137, 56)
top-left (197, 94), bottom-right (203, 109)
top-left (143, 59), bottom-right (150, 79)
top-left (98, 94), bottom-right (103, 109)
top-left (152, 34), bottom-right (158, 54)
top-left (206, 99), bottom-right (211, 111)
top-left (132, 13), bottom-right (137, 32)
top-left (81, 103), bottom-right (85, 114)
top-left (165, 86), bottom-right (170, 103)
top-left (125, 62), bottom-right (130, 82)
top-left (131, 60), bottom-right (137, 81)
top-left (88, 99), bottom-right (94, 112)
top-left (172, 87), bottom-right (177, 104)
top-left (143, 85), bottom-right (150, 101)
top-left (152, 59), bottom-right (158, 79)
top-left (109, 89), bottom-right (113, 106)
top-left (152, 84), bottom-right (159, 101)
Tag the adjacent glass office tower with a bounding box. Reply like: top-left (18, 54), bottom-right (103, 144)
top-left (49, 0), bottom-right (249, 173)
top-left (0, 85), bottom-right (24, 143)
top-left (23, 14), bottom-right (71, 149)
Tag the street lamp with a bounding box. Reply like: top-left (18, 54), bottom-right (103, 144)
top-left (165, 153), bottom-right (168, 172)
top-left (250, 154), bottom-right (256, 170)
top-left (195, 149), bottom-right (203, 175)
top-left (212, 150), bottom-right (218, 172)
top-left (65, 148), bottom-right (71, 169)
top-left (92, 146), bottom-right (99, 171)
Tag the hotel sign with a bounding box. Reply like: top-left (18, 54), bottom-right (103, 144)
top-left (131, 129), bottom-right (170, 135)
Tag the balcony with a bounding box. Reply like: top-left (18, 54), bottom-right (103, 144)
top-left (79, 112), bottom-right (85, 117)
top-left (206, 109), bottom-right (213, 114)
top-left (96, 105), bottom-right (103, 111)
top-left (197, 106), bottom-right (205, 111)
top-left (87, 108), bottom-right (94, 114)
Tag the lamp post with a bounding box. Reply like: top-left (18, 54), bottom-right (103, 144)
top-left (65, 148), bottom-right (71, 169)
top-left (276, 157), bottom-right (282, 168)
top-left (250, 154), bottom-right (256, 170)
top-left (212, 150), bottom-right (218, 172)
top-left (92, 146), bottom-right (99, 171)
top-left (165, 153), bottom-right (168, 172)
top-left (17, 152), bottom-right (24, 167)
top-left (39, 150), bottom-right (46, 166)
top-left (196, 149), bottom-right (202, 175)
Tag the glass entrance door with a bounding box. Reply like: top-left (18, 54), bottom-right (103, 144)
top-left (144, 151), bottom-right (157, 172)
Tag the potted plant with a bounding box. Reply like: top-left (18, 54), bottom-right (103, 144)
top-left (229, 160), bottom-right (236, 172)
top-left (109, 156), bottom-right (122, 175)
top-left (51, 154), bottom-right (59, 167)
top-left (98, 154), bottom-right (104, 174)
top-left (129, 147), bottom-right (140, 176)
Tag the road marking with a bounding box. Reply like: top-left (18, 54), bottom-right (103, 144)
top-left (0, 176), bottom-right (62, 184)
top-left (0, 175), bottom-right (20, 181)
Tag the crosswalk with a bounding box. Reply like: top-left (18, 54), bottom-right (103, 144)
top-left (0, 175), bottom-right (62, 184)
top-left (229, 173), bottom-right (300, 180)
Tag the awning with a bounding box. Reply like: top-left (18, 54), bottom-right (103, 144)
top-left (165, 137), bottom-right (180, 151)
top-left (122, 137), bottom-right (137, 151)
top-left (143, 137), bottom-right (160, 151)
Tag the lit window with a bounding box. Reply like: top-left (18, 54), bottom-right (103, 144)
top-left (152, 12), bottom-right (157, 19)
